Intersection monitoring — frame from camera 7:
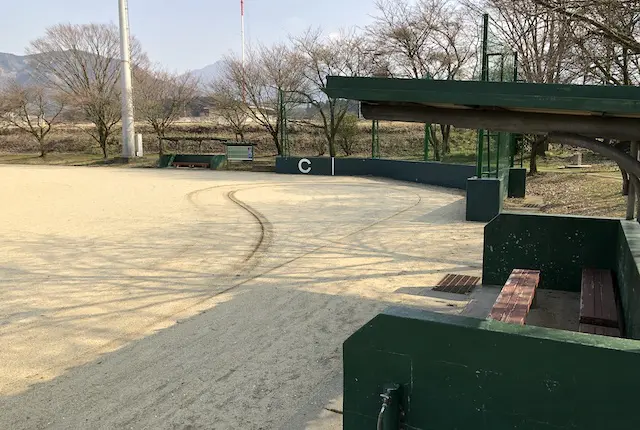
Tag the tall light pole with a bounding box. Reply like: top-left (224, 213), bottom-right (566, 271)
top-left (118, 0), bottom-right (135, 158)
top-left (241, 0), bottom-right (246, 102)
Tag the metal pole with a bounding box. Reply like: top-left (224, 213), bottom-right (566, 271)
top-left (631, 141), bottom-right (639, 220)
top-left (118, 0), bottom-right (135, 159)
top-left (424, 124), bottom-right (430, 161)
top-left (376, 121), bottom-right (380, 158)
top-left (627, 142), bottom-right (637, 220)
top-left (372, 120), bottom-right (376, 159)
top-left (476, 13), bottom-right (489, 177)
top-left (278, 89), bottom-right (284, 155)
top-left (241, 0), bottom-right (246, 102)
top-left (481, 13), bottom-right (489, 82)
top-left (241, 0), bottom-right (245, 68)
top-left (422, 73), bottom-right (431, 162)
top-left (486, 132), bottom-right (491, 176)
top-left (636, 144), bottom-right (640, 222)
top-left (284, 103), bottom-right (289, 156)
top-left (495, 133), bottom-right (501, 178)
top-left (513, 51), bottom-right (519, 82)
top-left (509, 135), bottom-right (515, 168)
top-left (476, 129), bottom-right (484, 177)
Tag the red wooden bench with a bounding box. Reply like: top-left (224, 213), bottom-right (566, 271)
top-left (579, 268), bottom-right (622, 337)
top-left (488, 269), bottom-right (540, 325)
top-left (172, 162), bottom-right (210, 169)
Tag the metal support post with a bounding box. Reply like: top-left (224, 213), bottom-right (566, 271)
top-left (118, 0), bottom-right (135, 158)
top-left (424, 124), bottom-right (430, 161)
top-left (476, 129), bottom-right (484, 177)
top-left (495, 133), bottom-right (501, 178)
top-left (372, 120), bottom-right (380, 159)
top-left (627, 141), bottom-right (637, 220)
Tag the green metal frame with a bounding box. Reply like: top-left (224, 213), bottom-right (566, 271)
top-left (371, 120), bottom-right (380, 159)
top-left (476, 13), bottom-right (517, 180)
top-left (323, 78), bottom-right (640, 118)
top-left (278, 89), bottom-right (291, 157)
top-left (424, 124), bottom-right (430, 161)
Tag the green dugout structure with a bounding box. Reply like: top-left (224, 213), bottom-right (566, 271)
top-left (158, 142), bottom-right (256, 170)
top-left (323, 75), bottom-right (640, 429)
top-left (324, 76), bottom-right (640, 221)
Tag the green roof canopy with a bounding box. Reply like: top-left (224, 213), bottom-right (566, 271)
top-left (325, 76), bottom-right (640, 118)
top-left (324, 76), bottom-right (640, 141)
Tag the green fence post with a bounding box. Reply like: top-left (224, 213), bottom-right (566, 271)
top-left (424, 124), bottom-right (430, 161)
top-left (422, 73), bottom-right (432, 162)
top-left (509, 135), bottom-right (515, 168)
top-left (486, 132), bottom-right (491, 177)
top-left (475, 13), bottom-right (490, 177)
top-left (496, 133), bottom-right (501, 179)
top-left (481, 14), bottom-right (489, 82)
top-left (371, 120), bottom-right (376, 159)
top-left (284, 104), bottom-right (289, 156)
top-left (376, 121), bottom-right (380, 158)
top-left (278, 89), bottom-right (284, 156)
top-left (476, 129), bottom-right (484, 178)
top-left (371, 120), bottom-right (380, 159)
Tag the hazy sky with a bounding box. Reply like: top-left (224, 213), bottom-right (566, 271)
top-left (1, 0), bottom-right (378, 72)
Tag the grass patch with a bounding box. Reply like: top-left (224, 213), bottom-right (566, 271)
top-left (523, 171), bottom-right (625, 218)
top-left (0, 153), bottom-right (160, 168)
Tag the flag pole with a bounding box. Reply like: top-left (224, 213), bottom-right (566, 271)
top-left (241, 0), bottom-right (246, 103)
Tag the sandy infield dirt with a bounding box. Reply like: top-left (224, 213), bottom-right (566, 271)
top-left (0, 165), bottom-right (484, 429)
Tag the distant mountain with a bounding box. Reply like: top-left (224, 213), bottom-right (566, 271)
top-left (0, 51), bottom-right (224, 91)
top-left (187, 61), bottom-right (224, 88)
top-left (0, 52), bottom-right (37, 86)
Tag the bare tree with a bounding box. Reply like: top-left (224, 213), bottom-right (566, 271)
top-left (209, 78), bottom-right (249, 142)
top-left (532, 1), bottom-right (640, 85)
top-left (466, 0), bottom-right (576, 174)
top-left (220, 43), bottom-right (305, 155)
top-left (135, 67), bottom-right (199, 154)
top-left (292, 28), bottom-right (373, 157)
top-left (533, 0), bottom-right (640, 53)
top-left (530, 0), bottom-right (640, 189)
top-left (368, 0), bottom-right (477, 159)
top-left (27, 23), bottom-right (147, 158)
top-left (0, 81), bottom-right (66, 157)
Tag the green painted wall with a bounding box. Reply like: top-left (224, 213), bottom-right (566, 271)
top-left (508, 168), bottom-right (526, 198)
top-left (483, 213), bottom-right (619, 291)
top-left (466, 177), bottom-right (503, 222)
top-left (158, 154), bottom-right (226, 169)
top-left (209, 155), bottom-right (227, 169)
top-left (275, 156), bottom-right (475, 189)
top-left (616, 222), bottom-right (640, 339)
top-left (344, 307), bottom-right (640, 430)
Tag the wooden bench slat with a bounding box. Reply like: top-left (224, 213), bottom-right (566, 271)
top-left (488, 269), bottom-right (540, 325)
top-left (579, 269), bottom-right (619, 328)
top-left (599, 270), bottom-right (617, 323)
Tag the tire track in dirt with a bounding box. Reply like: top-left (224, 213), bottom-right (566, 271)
top-left (226, 189), bottom-right (273, 273)
top-left (90, 183), bottom-right (425, 422)
top-left (17, 180), bottom-right (424, 388)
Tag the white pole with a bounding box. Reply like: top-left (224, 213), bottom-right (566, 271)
top-left (241, 0), bottom-right (245, 67)
top-left (241, 0), bottom-right (246, 102)
top-left (118, 0), bottom-right (135, 158)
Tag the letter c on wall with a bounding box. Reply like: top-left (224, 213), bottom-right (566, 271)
top-left (298, 158), bottom-right (312, 174)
